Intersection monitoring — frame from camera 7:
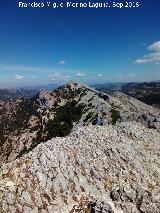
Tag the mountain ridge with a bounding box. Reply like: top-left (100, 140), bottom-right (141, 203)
top-left (94, 82), bottom-right (160, 108)
top-left (0, 81), bottom-right (160, 163)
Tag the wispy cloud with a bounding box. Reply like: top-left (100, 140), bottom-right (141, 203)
top-left (128, 73), bottom-right (136, 77)
top-left (15, 74), bottom-right (24, 81)
top-left (0, 65), bottom-right (50, 72)
top-left (76, 72), bottom-right (85, 77)
top-left (135, 41), bottom-right (160, 64)
top-left (58, 60), bottom-right (66, 65)
top-left (48, 73), bottom-right (70, 81)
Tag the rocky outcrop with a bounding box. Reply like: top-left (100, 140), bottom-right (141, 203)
top-left (0, 122), bottom-right (160, 212)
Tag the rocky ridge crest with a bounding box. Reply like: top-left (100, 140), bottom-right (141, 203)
top-left (0, 121), bottom-right (160, 212)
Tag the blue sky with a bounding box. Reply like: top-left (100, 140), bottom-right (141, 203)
top-left (0, 0), bottom-right (160, 88)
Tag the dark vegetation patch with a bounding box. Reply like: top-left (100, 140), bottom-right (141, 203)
top-left (16, 146), bottom-right (28, 159)
top-left (137, 95), bottom-right (160, 107)
top-left (16, 100), bottom-right (84, 158)
top-left (98, 93), bottom-right (109, 101)
top-left (0, 134), bottom-right (5, 147)
top-left (45, 100), bottom-right (84, 140)
top-left (111, 109), bottom-right (120, 125)
top-left (83, 112), bottom-right (94, 123)
top-left (1, 93), bottom-right (85, 159)
top-left (102, 111), bottom-right (107, 116)
top-left (30, 125), bottom-right (40, 132)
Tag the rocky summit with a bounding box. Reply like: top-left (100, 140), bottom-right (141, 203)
top-left (0, 82), bottom-right (160, 212)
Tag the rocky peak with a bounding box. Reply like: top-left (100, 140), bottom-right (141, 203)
top-left (65, 81), bottom-right (86, 90)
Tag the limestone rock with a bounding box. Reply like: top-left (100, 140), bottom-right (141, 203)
top-left (0, 122), bottom-right (160, 212)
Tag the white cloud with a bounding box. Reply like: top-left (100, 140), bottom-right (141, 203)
top-left (58, 60), bottom-right (66, 65)
top-left (15, 75), bottom-right (24, 81)
top-left (148, 41), bottom-right (160, 52)
top-left (97, 74), bottom-right (102, 78)
top-left (135, 52), bottom-right (160, 64)
top-left (128, 73), bottom-right (136, 77)
top-left (48, 73), bottom-right (70, 81)
top-left (135, 41), bottom-right (160, 64)
top-left (77, 72), bottom-right (85, 77)
top-left (54, 72), bottom-right (60, 76)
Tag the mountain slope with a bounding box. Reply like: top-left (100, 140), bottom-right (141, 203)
top-left (94, 82), bottom-right (160, 108)
top-left (0, 81), bottom-right (160, 163)
top-left (0, 122), bottom-right (160, 212)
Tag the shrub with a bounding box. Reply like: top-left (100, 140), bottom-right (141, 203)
top-left (83, 112), bottom-right (94, 123)
top-left (111, 109), bottom-right (120, 125)
top-left (46, 101), bottom-right (84, 139)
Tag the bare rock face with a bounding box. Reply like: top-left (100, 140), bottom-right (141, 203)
top-left (0, 122), bottom-right (160, 212)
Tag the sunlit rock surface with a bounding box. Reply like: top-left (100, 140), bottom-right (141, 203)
top-left (0, 121), bottom-right (160, 212)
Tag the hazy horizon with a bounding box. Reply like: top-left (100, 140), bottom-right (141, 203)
top-left (0, 79), bottom-right (160, 90)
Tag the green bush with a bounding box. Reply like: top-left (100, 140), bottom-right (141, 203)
top-left (83, 112), bottom-right (94, 122)
top-left (111, 109), bottom-right (120, 125)
top-left (46, 100), bottom-right (84, 139)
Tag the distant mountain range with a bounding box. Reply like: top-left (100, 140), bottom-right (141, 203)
top-left (0, 84), bottom-right (58, 101)
top-left (1, 81), bottom-right (160, 109)
top-left (93, 81), bottom-right (160, 108)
